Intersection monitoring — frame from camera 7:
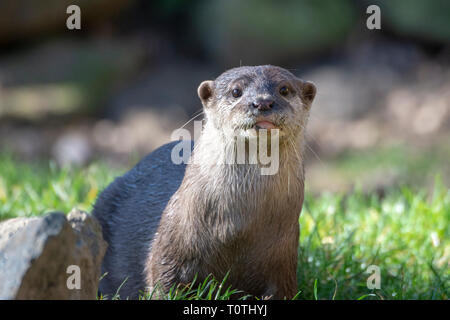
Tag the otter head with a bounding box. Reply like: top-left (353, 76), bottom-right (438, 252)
top-left (197, 65), bottom-right (316, 141)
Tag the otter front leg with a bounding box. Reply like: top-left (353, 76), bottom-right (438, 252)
top-left (261, 283), bottom-right (278, 299)
top-left (262, 276), bottom-right (298, 300)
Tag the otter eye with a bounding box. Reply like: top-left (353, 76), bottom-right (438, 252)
top-left (232, 88), bottom-right (242, 98)
top-left (279, 86), bottom-right (289, 96)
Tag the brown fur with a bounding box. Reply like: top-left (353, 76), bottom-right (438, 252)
top-left (144, 65), bottom-right (316, 299)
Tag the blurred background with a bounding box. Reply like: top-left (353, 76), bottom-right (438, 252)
top-left (0, 0), bottom-right (449, 193)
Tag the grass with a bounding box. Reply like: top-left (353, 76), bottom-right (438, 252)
top-left (0, 153), bottom-right (448, 300)
top-left (298, 179), bottom-right (449, 300)
top-left (0, 154), bottom-right (120, 220)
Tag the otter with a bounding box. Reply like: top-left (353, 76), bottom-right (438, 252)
top-left (93, 65), bottom-right (316, 299)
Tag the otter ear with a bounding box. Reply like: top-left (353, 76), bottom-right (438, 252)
top-left (197, 80), bottom-right (214, 106)
top-left (295, 79), bottom-right (317, 106)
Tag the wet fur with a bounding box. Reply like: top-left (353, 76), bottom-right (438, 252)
top-left (93, 65), bottom-right (316, 299)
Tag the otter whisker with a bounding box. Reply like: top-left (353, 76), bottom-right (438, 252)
top-left (180, 110), bottom-right (205, 129)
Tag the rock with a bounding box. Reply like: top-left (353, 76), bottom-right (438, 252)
top-left (0, 209), bottom-right (107, 300)
top-left (0, 217), bottom-right (39, 251)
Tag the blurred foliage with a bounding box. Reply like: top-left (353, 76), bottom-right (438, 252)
top-left (194, 0), bottom-right (356, 64)
top-left (327, 142), bottom-right (450, 190)
top-left (0, 40), bottom-right (144, 120)
top-left (379, 0), bottom-right (450, 43)
top-left (1, 0), bottom-right (449, 55)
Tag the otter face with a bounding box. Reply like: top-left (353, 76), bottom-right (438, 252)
top-left (198, 65), bottom-right (316, 139)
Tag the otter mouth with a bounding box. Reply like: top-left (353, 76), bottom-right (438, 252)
top-left (234, 116), bottom-right (285, 135)
top-left (254, 120), bottom-right (278, 130)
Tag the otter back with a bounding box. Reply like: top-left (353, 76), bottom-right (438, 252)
top-left (93, 141), bottom-right (192, 298)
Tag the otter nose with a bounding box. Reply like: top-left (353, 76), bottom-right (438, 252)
top-left (252, 99), bottom-right (274, 111)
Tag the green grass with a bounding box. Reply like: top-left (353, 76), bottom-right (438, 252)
top-left (298, 180), bottom-right (449, 300)
top-left (0, 153), bottom-right (448, 300)
top-left (0, 154), bottom-right (121, 220)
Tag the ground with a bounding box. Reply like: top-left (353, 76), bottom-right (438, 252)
top-left (0, 153), bottom-right (448, 300)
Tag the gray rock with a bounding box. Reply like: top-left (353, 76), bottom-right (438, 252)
top-left (0, 209), bottom-right (107, 300)
top-left (0, 216), bottom-right (39, 251)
